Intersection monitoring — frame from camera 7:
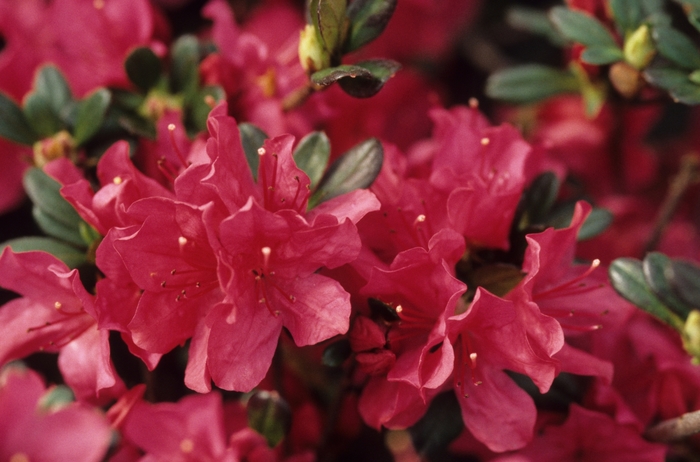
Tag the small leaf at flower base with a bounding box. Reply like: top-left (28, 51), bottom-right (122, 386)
top-left (609, 258), bottom-right (684, 330)
top-left (0, 92), bottom-right (38, 145)
top-left (125, 47), bottom-right (162, 93)
top-left (73, 88), bottom-right (111, 146)
top-left (644, 67), bottom-right (700, 104)
top-left (311, 64), bottom-right (373, 87)
top-left (549, 6), bottom-right (619, 48)
top-left (652, 26), bottom-right (700, 70)
top-left (610, 0), bottom-right (645, 33)
top-left (238, 123), bottom-right (269, 181)
top-left (313, 0), bottom-right (348, 55)
top-left (506, 6), bottom-right (567, 46)
top-left (32, 207), bottom-right (85, 248)
top-left (322, 338), bottom-right (351, 367)
top-left (409, 391), bottom-right (464, 457)
top-left (519, 172), bottom-right (560, 230)
top-left (668, 259), bottom-right (700, 310)
top-left (293, 131), bottom-right (331, 188)
top-left (170, 35), bottom-right (200, 97)
top-left (247, 390), bottom-right (292, 448)
top-left (577, 207), bottom-right (613, 240)
top-left (309, 137), bottom-right (383, 208)
top-left (486, 65), bottom-right (579, 104)
top-left (581, 46), bottom-right (624, 65)
top-left (23, 66), bottom-right (74, 137)
top-left (187, 85), bottom-right (225, 134)
top-left (643, 252), bottom-right (693, 318)
top-left (337, 59), bottom-right (401, 98)
top-left (23, 168), bottom-right (84, 229)
top-left (0, 237), bottom-right (86, 269)
top-left (344, 0), bottom-right (397, 52)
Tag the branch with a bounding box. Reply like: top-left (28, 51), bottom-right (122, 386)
top-left (645, 409), bottom-right (700, 442)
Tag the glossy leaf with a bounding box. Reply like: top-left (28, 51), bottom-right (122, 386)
top-left (239, 123), bottom-right (269, 181)
top-left (171, 35), bottom-right (200, 97)
top-left (0, 237), bottom-right (86, 269)
top-left (293, 131), bottom-right (331, 188)
top-left (609, 258), bottom-right (684, 329)
top-left (247, 390), bottom-right (292, 447)
top-left (32, 207), bottom-right (85, 248)
top-left (610, 0), bottom-right (645, 33)
top-left (0, 92), bottom-right (38, 145)
top-left (309, 137), bottom-right (383, 208)
top-left (311, 64), bottom-right (373, 87)
top-left (125, 47), bottom-right (162, 92)
top-left (486, 65), bottom-right (579, 104)
top-left (643, 252), bottom-right (693, 318)
top-left (652, 26), bottom-right (700, 70)
top-left (518, 171), bottom-right (560, 229)
top-left (577, 207), bottom-right (613, 240)
top-left (344, 0), bottom-right (397, 52)
top-left (668, 259), bottom-right (700, 310)
top-left (23, 66), bottom-right (73, 137)
top-left (645, 67), bottom-right (700, 104)
top-left (549, 6), bottom-right (619, 48)
top-left (312, 0), bottom-right (347, 54)
top-left (23, 168), bottom-right (83, 228)
top-left (581, 46), bottom-right (624, 65)
top-left (322, 338), bottom-right (351, 367)
top-left (73, 88), bottom-right (111, 146)
top-left (337, 59), bottom-right (401, 98)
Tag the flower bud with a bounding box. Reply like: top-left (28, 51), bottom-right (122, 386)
top-left (609, 61), bottom-right (644, 99)
top-left (32, 130), bottom-right (76, 168)
top-left (299, 24), bottom-right (330, 74)
top-left (684, 310), bottom-right (700, 364)
top-left (624, 24), bottom-right (656, 70)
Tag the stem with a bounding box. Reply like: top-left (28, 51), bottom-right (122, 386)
top-left (281, 83), bottom-right (316, 112)
top-left (645, 409), bottom-right (700, 442)
top-left (644, 155), bottom-right (700, 255)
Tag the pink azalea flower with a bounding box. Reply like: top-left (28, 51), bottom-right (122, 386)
top-left (0, 249), bottom-right (125, 404)
top-left (0, 366), bottom-right (112, 462)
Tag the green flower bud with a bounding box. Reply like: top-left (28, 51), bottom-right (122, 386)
top-left (683, 310), bottom-right (700, 364)
top-left (299, 24), bottom-right (330, 74)
top-left (624, 24), bottom-right (656, 70)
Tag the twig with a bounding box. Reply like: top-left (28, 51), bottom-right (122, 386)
top-left (645, 409), bottom-right (700, 442)
top-left (281, 83), bottom-right (316, 112)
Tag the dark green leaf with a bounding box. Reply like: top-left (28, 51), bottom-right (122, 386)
top-left (0, 92), bottom-right (38, 145)
top-left (23, 168), bottom-right (83, 228)
top-left (652, 26), bottom-right (700, 69)
top-left (668, 259), bottom-right (700, 310)
top-left (0, 237), bottom-right (86, 269)
top-left (247, 390), bottom-right (292, 447)
top-left (609, 258), bottom-right (684, 329)
top-left (170, 35), bottom-right (200, 97)
top-left (581, 46), bottom-right (624, 65)
top-left (486, 65), bottom-right (579, 104)
top-left (506, 6), bottom-right (567, 46)
top-left (309, 137), bottom-right (383, 208)
top-left (467, 264), bottom-right (525, 298)
top-left (23, 66), bottom-right (73, 137)
top-left (610, 0), bottom-right (645, 33)
top-left (549, 6), bottom-right (619, 48)
top-left (73, 88), bottom-right (111, 146)
top-left (125, 47), bottom-right (162, 92)
top-left (337, 59), bottom-right (401, 98)
top-left (368, 297), bottom-right (400, 322)
top-left (645, 67), bottom-right (700, 104)
top-left (313, 0), bottom-right (347, 54)
top-left (37, 385), bottom-right (75, 411)
top-left (643, 252), bottom-right (693, 318)
top-left (238, 123), bottom-right (269, 181)
top-left (409, 391), bottom-right (464, 457)
top-left (344, 0), bottom-right (397, 52)
top-left (293, 131), bottom-right (331, 188)
top-left (518, 172), bottom-right (560, 229)
top-left (32, 208), bottom-right (85, 248)
top-left (311, 64), bottom-right (373, 87)
top-left (578, 207), bottom-right (613, 240)
top-left (187, 85), bottom-right (225, 134)
top-left (322, 339), bottom-right (351, 367)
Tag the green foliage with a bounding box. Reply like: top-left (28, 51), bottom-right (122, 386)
top-left (0, 93), bottom-right (38, 145)
top-left (238, 123), bottom-right (269, 181)
top-left (549, 6), bottom-right (619, 49)
top-left (344, 0), bottom-right (397, 52)
top-left (73, 89), bottom-right (111, 146)
top-left (125, 47), bottom-right (163, 92)
top-left (23, 66), bottom-right (73, 137)
top-left (246, 390), bottom-right (292, 447)
top-left (0, 237), bottom-right (86, 269)
top-left (486, 65), bottom-right (580, 104)
top-left (321, 338), bottom-right (351, 367)
top-left (293, 131), bottom-right (331, 188)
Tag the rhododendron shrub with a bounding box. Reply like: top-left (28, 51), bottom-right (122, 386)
top-left (2, 0), bottom-right (700, 460)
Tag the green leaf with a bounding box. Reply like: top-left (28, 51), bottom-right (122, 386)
top-left (645, 67), bottom-right (700, 104)
top-left (247, 390), bottom-right (292, 447)
top-left (0, 92), bottom-right (38, 145)
top-left (170, 35), bottom-right (200, 97)
top-left (344, 0), bottom-right (397, 52)
top-left (293, 131), bottom-right (331, 188)
top-left (23, 66), bottom-right (73, 137)
top-left (0, 237), bottom-right (86, 269)
top-left (577, 207), bottom-right (613, 240)
top-left (652, 26), bottom-right (700, 69)
top-left (610, 0), bottom-right (645, 33)
top-left (518, 171), bottom-right (560, 229)
top-left (609, 258), bottom-right (684, 330)
top-left (313, 0), bottom-right (347, 54)
top-left (32, 208), bottom-right (85, 248)
top-left (549, 6), bottom-right (619, 48)
top-left (643, 252), bottom-right (693, 318)
top-left (409, 391), bottom-right (464, 457)
top-left (187, 85), bottom-right (225, 134)
top-left (73, 88), bottom-right (111, 146)
top-left (311, 64), bottom-right (373, 87)
top-left (486, 65), bottom-right (579, 104)
top-left (337, 59), bottom-right (401, 98)
top-left (23, 168), bottom-right (83, 229)
top-left (309, 137), bottom-right (383, 208)
top-left (668, 259), bottom-right (700, 310)
top-left (321, 338), bottom-right (351, 367)
top-left (238, 123), bottom-right (269, 181)
top-left (37, 385), bottom-right (75, 412)
top-left (581, 46), bottom-right (624, 65)
top-left (506, 6), bottom-right (567, 46)
top-left (125, 47), bottom-right (162, 92)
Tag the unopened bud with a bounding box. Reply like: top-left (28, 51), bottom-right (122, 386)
top-left (299, 24), bottom-right (330, 73)
top-left (609, 61), bottom-right (644, 99)
top-left (684, 310), bottom-right (700, 364)
top-left (624, 24), bottom-right (656, 70)
top-left (32, 130), bottom-right (76, 168)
